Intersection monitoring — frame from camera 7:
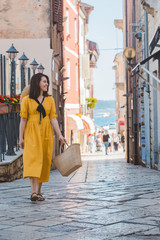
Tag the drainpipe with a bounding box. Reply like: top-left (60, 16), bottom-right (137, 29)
top-left (132, 0), bottom-right (139, 164)
top-left (144, 10), bottom-right (151, 166)
top-left (77, 0), bottom-right (81, 114)
top-left (125, 0), bottom-right (130, 163)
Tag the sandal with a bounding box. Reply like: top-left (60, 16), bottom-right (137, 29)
top-left (30, 192), bottom-right (38, 201)
top-left (37, 193), bottom-right (45, 201)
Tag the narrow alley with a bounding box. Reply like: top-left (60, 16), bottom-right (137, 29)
top-left (1, 150), bottom-right (160, 240)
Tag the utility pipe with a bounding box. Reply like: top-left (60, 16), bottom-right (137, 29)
top-left (132, 0), bottom-right (139, 165)
top-left (125, 0), bottom-right (130, 163)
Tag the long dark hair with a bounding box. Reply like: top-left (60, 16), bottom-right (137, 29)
top-left (29, 73), bottom-right (50, 99)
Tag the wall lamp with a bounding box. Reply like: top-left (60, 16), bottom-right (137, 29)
top-left (123, 47), bottom-right (136, 66)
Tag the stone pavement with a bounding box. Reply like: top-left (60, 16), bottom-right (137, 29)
top-left (1, 149), bottom-right (160, 240)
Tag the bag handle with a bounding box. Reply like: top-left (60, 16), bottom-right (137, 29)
top-left (59, 142), bottom-right (69, 155)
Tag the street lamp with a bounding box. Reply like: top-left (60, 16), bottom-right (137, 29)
top-left (30, 58), bottom-right (38, 75)
top-left (19, 52), bottom-right (29, 91)
top-left (37, 64), bottom-right (45, 73)
top-left (6, 44), bottom-right (19, 97)
top-left (123, 47), bottom-right (136, 64)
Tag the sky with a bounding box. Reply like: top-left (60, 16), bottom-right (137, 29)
top-left (82, 0), bottom-right (123, 100)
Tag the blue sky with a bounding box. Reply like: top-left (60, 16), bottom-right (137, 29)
top-left (82, 0), bottom-right (123, 100)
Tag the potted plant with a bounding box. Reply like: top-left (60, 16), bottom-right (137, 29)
top-left (86, 98), bottom-right (98, 110)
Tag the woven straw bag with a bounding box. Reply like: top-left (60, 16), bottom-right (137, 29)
top-left (53, 143), bottom-right (82, 176)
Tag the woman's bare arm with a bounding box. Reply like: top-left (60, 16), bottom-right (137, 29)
top-left (50, 118), bottom-right (67, 144)
top-left (19, 118), bottom-right (27, 149)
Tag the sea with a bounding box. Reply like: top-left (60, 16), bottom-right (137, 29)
top-left (94, 100), bottom-right (116, 127)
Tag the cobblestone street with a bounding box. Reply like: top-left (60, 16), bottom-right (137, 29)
top-left (1, 150), bottom-right (160, 239)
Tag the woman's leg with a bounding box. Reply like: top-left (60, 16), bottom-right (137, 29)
top-left (30, 177), bottom-right (38, 194)
top-left (89, 143), bottom-right (93, 153)
top-left (30, 177), bottom-right (38, 201)
top-left (37, 182), bottom-right (45, 201)
top-left (104, 142), bottom-right (108, 154)
top-left (29, 177), bottom-right (45, 201)
top-left (37, 182), bottom-right (42, 194)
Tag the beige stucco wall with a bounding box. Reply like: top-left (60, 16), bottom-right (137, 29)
top-left (114, 52), bottom-right (125, 134)
top-left (0, 0), bottom-right (50, 38)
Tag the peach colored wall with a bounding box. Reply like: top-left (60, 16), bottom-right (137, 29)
top-left (63, 0), bottom-right (80, 106)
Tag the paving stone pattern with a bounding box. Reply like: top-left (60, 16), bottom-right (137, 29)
top-left (1, 150), bottom-right (160, 239)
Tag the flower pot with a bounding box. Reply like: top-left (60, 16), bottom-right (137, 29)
top-left (11, 103), bottom-right (20, 113)
top-left (8, 103), bottom-right (20, 113)
top-left (0, 103), bottom-right (9, 114)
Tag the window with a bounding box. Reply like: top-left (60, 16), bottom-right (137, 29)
top-left (74, 19), bottom-right (77, 43)
top-left (76, 64), bottom-right (78, 91)
top-left (67, 59), bottom-right (70, 88)
top-left (66, 8), bottom-right (69, 36)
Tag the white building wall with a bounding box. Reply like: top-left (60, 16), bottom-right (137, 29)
top-left (0, 39), bottom-right (53, 94)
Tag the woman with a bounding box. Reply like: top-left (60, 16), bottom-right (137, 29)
top-left (19, 73), bottom-right (66, 201)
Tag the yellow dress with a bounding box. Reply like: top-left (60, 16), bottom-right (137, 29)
top-left (20, 95), bottom-right (57, 182)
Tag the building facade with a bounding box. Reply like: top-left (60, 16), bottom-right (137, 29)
top-left (63, 0), bottom-right (98, 151)
top-left (115, 0), bottom-right (160, 169)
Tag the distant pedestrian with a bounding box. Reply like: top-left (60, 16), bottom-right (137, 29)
top-left (96, 131), bottom-right (103, 151)
top-left (103, 130), bottom-right (110, 155)
top-left (121, 132), bottom-right (125, 152)
top-left (108, 134), bottom-right (112, 152)
top-left (118, 132), bottom-right (121, 149)
top-left (113, 133), bottom-right (119, 151)
top-left (88, 134), bottom-right (94, 153)
top-left (19, 73), bottom-right (66, 202)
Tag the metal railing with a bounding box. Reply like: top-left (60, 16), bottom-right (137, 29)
top-left (0, 105), bottom-right (20, 162)
top-left (0, 54), bottom-right (6, 95)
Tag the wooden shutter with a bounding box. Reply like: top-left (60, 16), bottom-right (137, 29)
top-left (57, 0), bottom-right (63, 32)
top-left (52, 0), bottom-right (59, 23)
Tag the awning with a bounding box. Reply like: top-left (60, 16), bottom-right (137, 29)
top-left (132, 63), bottom-right (160, 87)
top-left (67, 115), bottom-right (84, 130)
top-left (82, 119), bottom-right (90, 132)
top-left (140, 50), bottom-right (160, 65)
top-left (117, 117), bottom-right (125, 126)
top-left (81, 115), bottom-right (95, 134)
top-left (149, 26), bottom-right (160, 54)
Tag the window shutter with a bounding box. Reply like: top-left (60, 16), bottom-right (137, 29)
top-left (52, 0), bottom-right (59, 23)
top-left (57, 0), bottom-right (63, 32)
